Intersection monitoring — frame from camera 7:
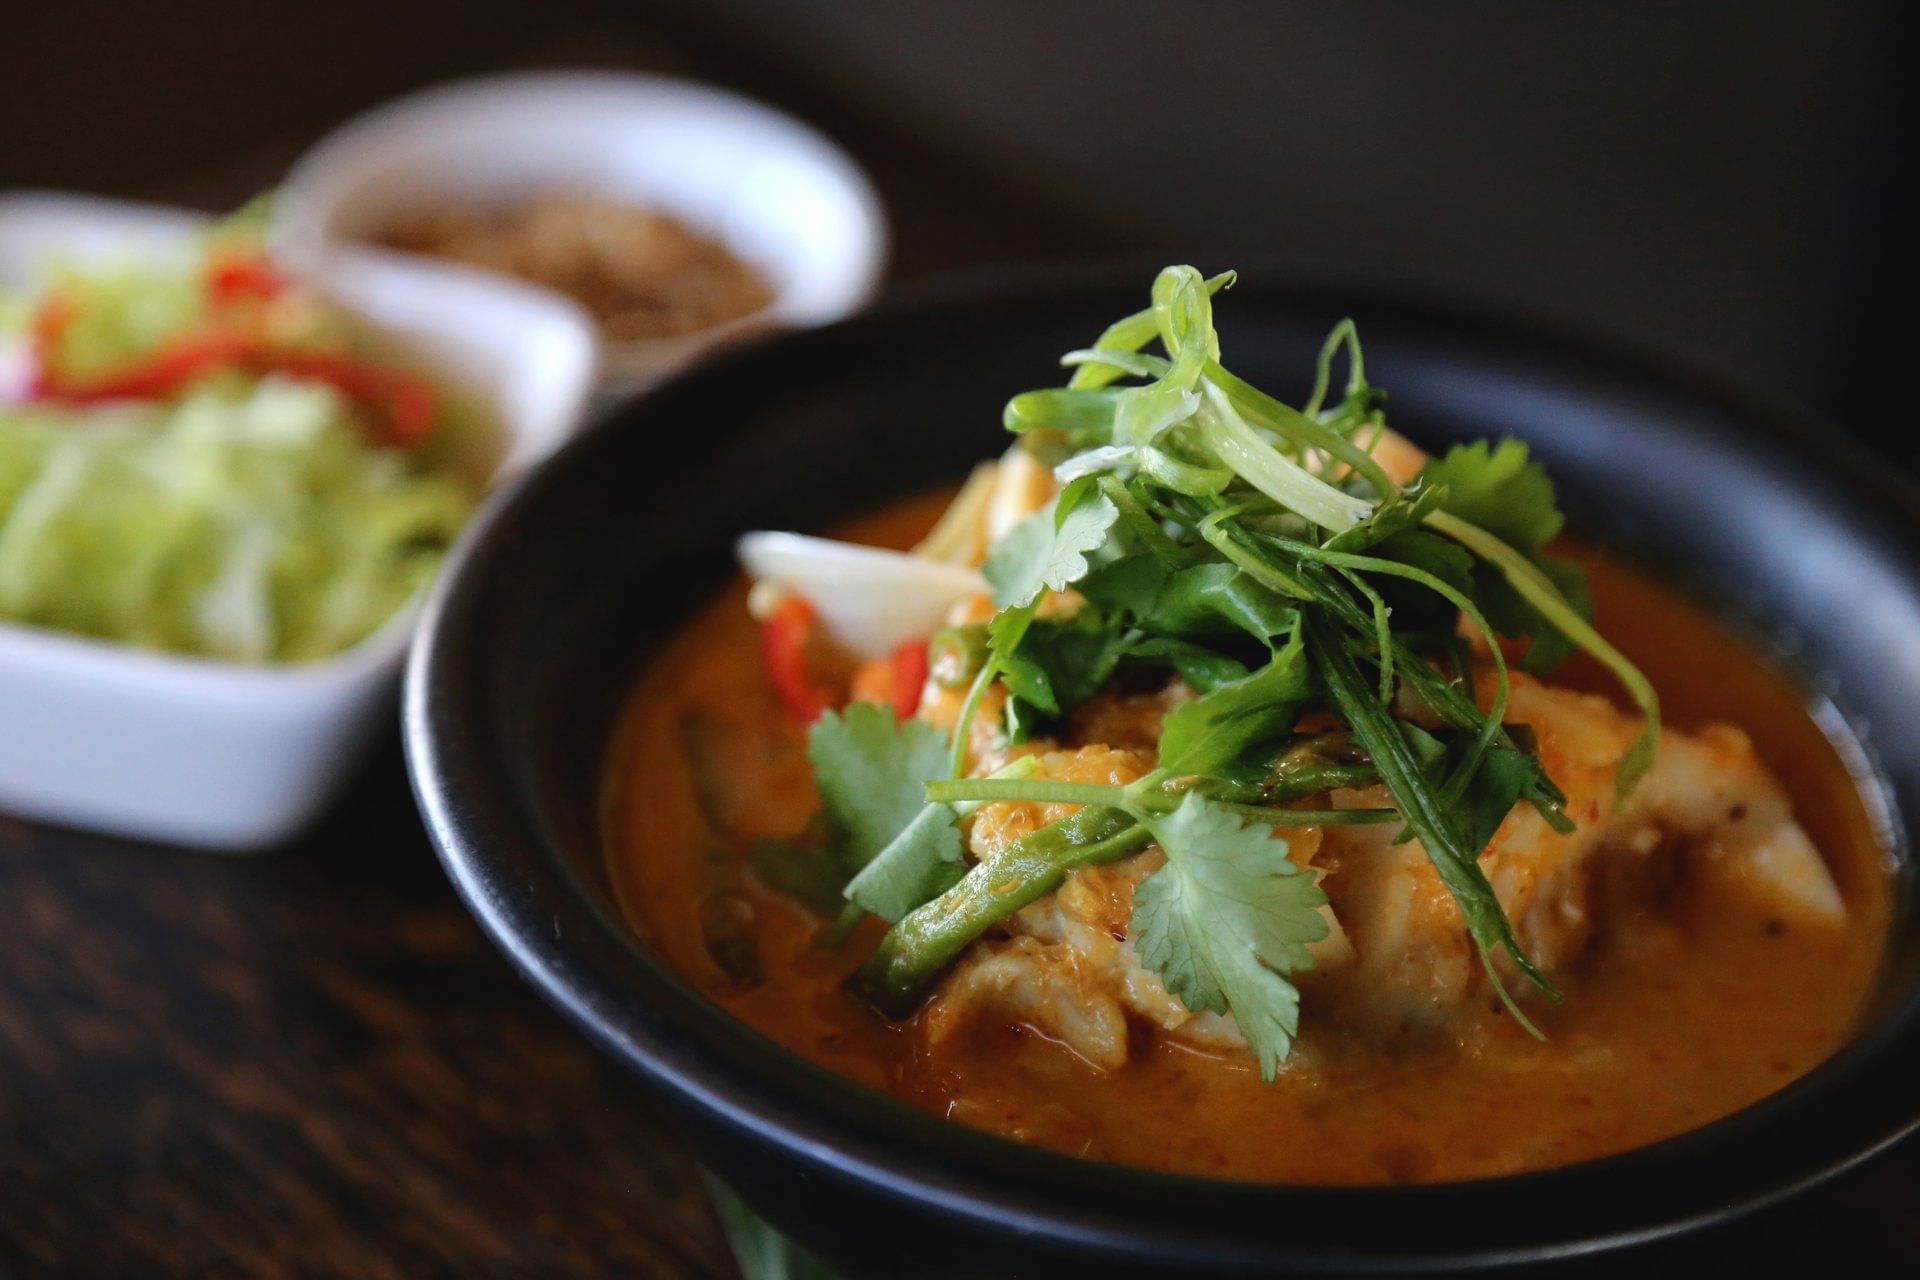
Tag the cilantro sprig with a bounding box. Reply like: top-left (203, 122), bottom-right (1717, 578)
top-left (787, 266), bottom-right (1658, 1078)
top-left (1131, 794), bottom-right (1330, 1076)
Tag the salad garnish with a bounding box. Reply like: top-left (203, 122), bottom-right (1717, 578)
top-left (0, 209), bottom-right (477, 662)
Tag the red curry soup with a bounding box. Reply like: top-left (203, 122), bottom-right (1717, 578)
top-left (602, 272), bottom-right (1892, 1184)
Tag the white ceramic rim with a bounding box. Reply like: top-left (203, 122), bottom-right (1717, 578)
top-left (271, 69), bottom-right (889, 342)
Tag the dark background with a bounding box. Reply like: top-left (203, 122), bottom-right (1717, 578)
top-left (1, 1), bottom-right (1910, 431)
top-left (1, 3), bottom-right (1916, 1277)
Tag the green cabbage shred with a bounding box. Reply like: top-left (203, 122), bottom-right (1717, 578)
top-left (0, 228), bottom-right (478, 663)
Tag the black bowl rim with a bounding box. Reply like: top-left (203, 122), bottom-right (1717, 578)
top-left (405, 261), bottom-right (1920, 1271)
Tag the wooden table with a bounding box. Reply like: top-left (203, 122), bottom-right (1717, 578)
top-left (0, 744), bottom-right (737, 1277)
top-left (1, 14), bottom-right (1915, 1278)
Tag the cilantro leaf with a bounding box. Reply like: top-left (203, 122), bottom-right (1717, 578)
top-left (1130, 794), bottom-right (1330, 1079)
top-left (1487, 555), bottom-right (1591, 673)
top-left (1455, 743), bottom-right (1541, 853)
top-left (843, 801), bottom-right (967, 922)
top-left (1369, 526), bottom-right (1477, 633)
top-left (1417, 439), bottom-right (1592, 673)
top-left (1419, 439), bottom-right (1564, 553)
top-left (982, 476), bottom-right (1118, 608)
top-left (1138, 563), bottom-right (1297, 644)
top-left (1000, 608), bottom-right (1132, 730)
top-left (1156, 636), bottom-right (1312, 778)
top-left (806, 702), bottom-right (955, 873)
top-left (1372, 527), bottom-right (1475, 598)
top-left (1076, 551), bottom-right (1170, 619)
top-left (1124, 636), bottom-right (1251, 693)
top-left (985, 599), bottom-right (1044, 707)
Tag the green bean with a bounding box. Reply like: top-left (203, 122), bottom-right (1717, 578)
top-left (849, 806), bottom-right (1150, 1015)
top-left (927, 625), bottom-right (989, 689)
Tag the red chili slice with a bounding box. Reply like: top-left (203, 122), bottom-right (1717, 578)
top-left (760, 596), bottom-right (836, 724)
top-left (885, 637), bottom-right (929, 720)
top-left (203, 251), bottom-right (286, 306)
top-left (267, 351), bottom-right (439, 448)
top-left (34, 330), bottom-right (266, 402)
top-left (23, 288), bottom-right (438, 448)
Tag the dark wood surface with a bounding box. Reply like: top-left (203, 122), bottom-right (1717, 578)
top-left (1, 10), bottom-right (1917, 1279)
top-left (0, 745), bottom-right (733, 1278)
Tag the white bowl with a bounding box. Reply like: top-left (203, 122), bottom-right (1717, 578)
top-left (0, 192), bottom-right (598, 850)
top-left (271, 70), bottom-right (888, 388)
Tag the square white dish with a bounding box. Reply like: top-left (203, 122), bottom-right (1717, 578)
top-left (0, 192), bottom-right (598, 850)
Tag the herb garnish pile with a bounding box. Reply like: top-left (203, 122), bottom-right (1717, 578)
top-left (787, 267), bottom-right (1657, 1078)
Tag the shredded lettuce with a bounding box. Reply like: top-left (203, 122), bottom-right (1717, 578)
top-left (0, 378), bottom-right (473, 662)
top-left (0, 207), bottom-right (479, 663)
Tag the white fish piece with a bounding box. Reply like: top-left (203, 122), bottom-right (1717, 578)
top-left (925, 674), bottom-right (1850, 1067)
top-left (736, 530), bottom-right (984, 659)
top-left (1321, 674), bottom-right (1847, 1037)
top-left (923, 934), bottom-right (1132, 1073)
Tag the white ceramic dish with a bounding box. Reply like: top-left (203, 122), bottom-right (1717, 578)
top-left (272, 70), bottom-right (888, 389)
top-left (0, 192), bottom-right (597, 850)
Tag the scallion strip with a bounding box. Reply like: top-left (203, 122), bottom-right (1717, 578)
top-left (1425, 509), bottom-right (1659, 796)
top-left (1196, 382), bottom-right (1373, 531)
top-left (1307, 611), bottom-right (1557, 1029)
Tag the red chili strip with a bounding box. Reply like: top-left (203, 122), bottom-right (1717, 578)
top-left (268, 351), bottom-right (439, 448)
top-left (34, 330), bottom-right (266, 402)
top-left (760, 596), bottom-right (836, 724)
top-left (203, 251), bottom-right (286, 306)
top-left (23, 291), bottom-right (437, 448)
top-left (885, 637), bottom-right (929, 720)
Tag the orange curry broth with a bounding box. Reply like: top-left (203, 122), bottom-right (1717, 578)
top-left (602, 491), bottom-right (1894, 1184)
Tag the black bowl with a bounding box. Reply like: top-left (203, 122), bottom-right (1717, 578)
top-left (405, 268), bottom-right (1920, 1276)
